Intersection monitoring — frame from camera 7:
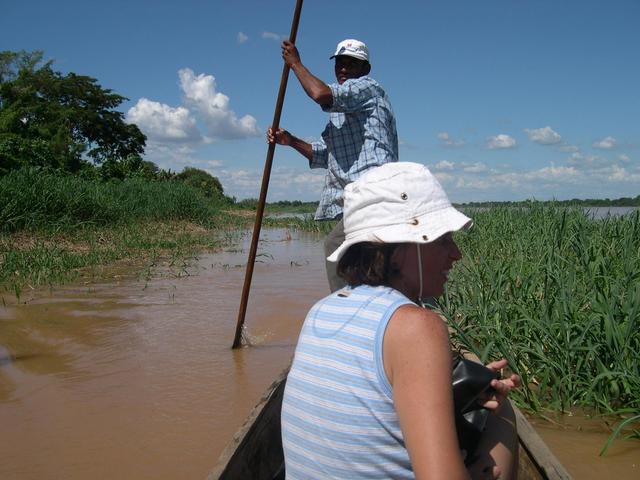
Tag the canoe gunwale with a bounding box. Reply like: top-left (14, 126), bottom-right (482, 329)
top-left (208, 368), bottom-right (289, 480)
top-left (514, 406), bottom-right (573, 479)
top-left (209, 368), bottom-right (572, 480)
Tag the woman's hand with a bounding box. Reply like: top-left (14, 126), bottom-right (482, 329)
top-left (480, 359), bottom-right (522, 413)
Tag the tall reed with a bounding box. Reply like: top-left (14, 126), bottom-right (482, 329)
top-left (440, 204), bottom-right (640, 417)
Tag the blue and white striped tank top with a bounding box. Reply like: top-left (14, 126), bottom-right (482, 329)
top-left (281, 284), bottom-right (415, 479)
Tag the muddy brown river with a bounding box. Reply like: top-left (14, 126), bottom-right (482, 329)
top-left (1, 229), bottom-right (638, 479)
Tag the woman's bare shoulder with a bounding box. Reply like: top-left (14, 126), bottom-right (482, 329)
top-left (388, 304), bottom-right (450, 343)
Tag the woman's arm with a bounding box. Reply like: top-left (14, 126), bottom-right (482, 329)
top-left (384, 304), bottom-right (471, 480)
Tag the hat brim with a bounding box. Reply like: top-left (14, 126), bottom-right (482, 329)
top-left (327, 206), bottom-right (472, 263)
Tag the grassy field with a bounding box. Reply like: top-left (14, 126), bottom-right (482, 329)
top-left (440, 204), bottom-right (639, 442)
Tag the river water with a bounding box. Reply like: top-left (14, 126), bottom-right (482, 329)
top-left (0, 229), bottom-right (327, 479)
top-left (0, 228), bottom-right (638, 479)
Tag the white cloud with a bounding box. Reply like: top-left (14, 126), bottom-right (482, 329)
top-left (592, 136), bottom-right (617, 150)
top-left (454, 165), bottom-right (582, 193)
top-left (127, 69), bottom-right (260, 145)
top-left (434, 172), bottom-right (455, 184)
top-left (524, 126), bottom-right (562, 145)
top-left (604, 165), bottom-right (640, 183)
top-left (487, 134), bottom-right (516, 150)
top-left (178, 68), bottom-right (260, 140)
top-left (433, 160), bottom-right (455, 171)
top-left (271, 168), bottom-right (325, 192)
top-left (237, 32), bottom-right (249, 44)
top-left (567, 152), bottom-right (583, 165)
top-left (522, 165), bottom-right (581, 182)
top-left (618, 154), bottom-right (630, 163)
top-left (462, 162), bottom-right (488, 173)
top-left (182, 159), bottom-right (638, 202)
top-left (262, 31), bottom-right (283, 42)
top-left (454, 176), bottom-right (500, 190)
top-left (142, 142), bottom-right (198, 171)
top-left (213, 166), bottom-right (325, 201)
top-left (126, 98), bottom-right (201, 143)
top-left (559, 145), bottom-right (579, 153)
top-left (567, 152), bottom-right (608, 168)
top-left (437, 132), bottom-right (465, 147)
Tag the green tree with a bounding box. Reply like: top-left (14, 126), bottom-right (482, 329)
top-left (98, 157), bottom-right (165, 181)
top-left (0, 50), bottom-right (44, 88)
top-left (0, 50), bottom-right (146, 174)
top-left (176, 167), bottom-right (224, 198)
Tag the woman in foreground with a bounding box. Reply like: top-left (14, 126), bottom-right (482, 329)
top-left (281, 162), bottom-right (521, 479)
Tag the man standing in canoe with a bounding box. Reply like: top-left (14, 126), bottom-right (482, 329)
top-left (268, 39), bottom-right (399, 292)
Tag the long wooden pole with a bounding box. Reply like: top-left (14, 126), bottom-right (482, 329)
top-left (232, 0), bottom-right (304, 349)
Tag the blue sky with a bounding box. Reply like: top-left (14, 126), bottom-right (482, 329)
top-left (3, 0), bottom-right (639, 202)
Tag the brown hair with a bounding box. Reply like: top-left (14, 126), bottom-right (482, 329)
top-left (337, 242), bottom-right (402, 287)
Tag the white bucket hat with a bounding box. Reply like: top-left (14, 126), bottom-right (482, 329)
top-left (327, 162), bottom-right (472, 263)
top-left (330, 39), bottom-right (370, 64)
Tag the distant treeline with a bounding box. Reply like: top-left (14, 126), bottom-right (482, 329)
top-left (236, 198), bottom-right (320, 213)
top-left (456, 196), bottom-right (640, 208)
top-left (242, 189), bottom-right (640, 212)
top-left (253, 197), bottom-right (640, 212)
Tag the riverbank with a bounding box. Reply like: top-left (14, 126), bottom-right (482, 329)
top-left (0, 214), bottom-right (335, 302)
top-left (0, 167), bottom-right (331, 299)
top-left (1, 220), bottom-right (224, 300)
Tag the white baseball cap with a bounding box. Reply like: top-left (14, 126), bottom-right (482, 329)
top-left (330, 39), bottom-right (370, 64)
top-left (327, 162), bottom-right (472, 263)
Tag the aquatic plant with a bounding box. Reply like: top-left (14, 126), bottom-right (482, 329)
top-left (440, 204), bottom-right (640, 418)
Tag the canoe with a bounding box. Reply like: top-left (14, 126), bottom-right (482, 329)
top-left (208, 368), bottom-right (572, 480)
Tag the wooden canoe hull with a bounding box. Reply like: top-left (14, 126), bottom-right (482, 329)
top-left (209, 369), bottom-right (572, 480)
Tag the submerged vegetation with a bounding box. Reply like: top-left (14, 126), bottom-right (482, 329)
top-left (441, 205), bottom-right (640, 441)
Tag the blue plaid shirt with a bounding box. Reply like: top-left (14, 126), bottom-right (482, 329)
top-left (310, 76), bottom-right (398, 220)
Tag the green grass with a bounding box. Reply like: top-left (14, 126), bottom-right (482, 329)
top-left (0, 167), bottom-right (251, 294)
top-left (439, 204), bottom-right (639, 423)
top-left (0, 167), bottom-right (226, 232)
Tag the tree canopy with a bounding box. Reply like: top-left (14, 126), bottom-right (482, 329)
top-left (0, 50), bottom-right (146, 174)
top-left (176, 167), bottom-right (225, 199)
